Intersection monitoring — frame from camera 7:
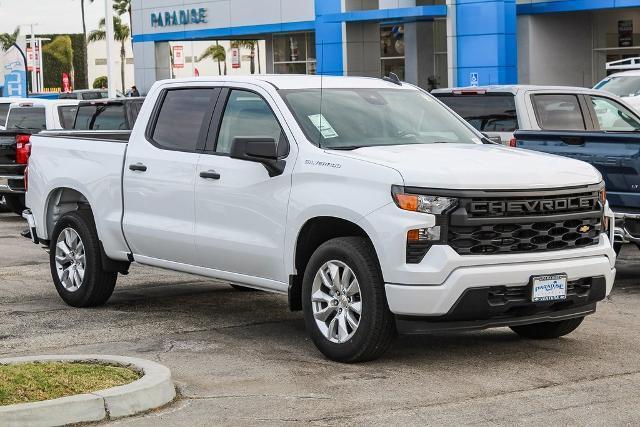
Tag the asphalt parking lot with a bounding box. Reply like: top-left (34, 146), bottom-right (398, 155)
top-left (1, 212), bottom-right (639, 425)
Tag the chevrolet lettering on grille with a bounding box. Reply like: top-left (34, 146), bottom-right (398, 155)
top-left (469, 196), bottom-right (599, 216)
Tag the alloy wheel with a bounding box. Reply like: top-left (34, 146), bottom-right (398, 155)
top-left (55, 228), bottom-right (86, 292)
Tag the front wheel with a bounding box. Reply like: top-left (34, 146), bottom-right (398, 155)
top-left (50, 210), bottom-right (117, 307)
top-left (510, 317), bottom-right (584, 339)
top-left (302, 237), bottom-right (395, 363)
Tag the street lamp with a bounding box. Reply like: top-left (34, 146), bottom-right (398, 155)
top-left (104, 0), bottom-right (117, 98)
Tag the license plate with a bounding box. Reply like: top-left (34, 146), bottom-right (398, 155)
top-left (531, 274), bottom-right (567, 302)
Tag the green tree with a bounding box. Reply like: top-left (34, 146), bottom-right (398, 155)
top-left (42, 36), bottom-right (74, 90)
top-left (0, 26), bottom-right (20, 52)
top-left (231, 40), bottom-right (260, 74)
top-left (88, 16), bottom-right (130, 93)
top-left (113, 0), bottom-right (133, 37)
top-left (93, 75), bottom-right (108, 89)
top-left (199, 42), bottom-right (226, 75)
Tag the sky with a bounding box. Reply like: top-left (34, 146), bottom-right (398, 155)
top-left (0, 0), bottom-right (122, 35)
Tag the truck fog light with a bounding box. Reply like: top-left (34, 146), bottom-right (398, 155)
top-left (408, 226), bottom-right (441, 242)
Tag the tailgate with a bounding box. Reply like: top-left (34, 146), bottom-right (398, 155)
top-left (0, 133), bottom-right (16, 165)
top-left (514, 130), bottom-right (640, 209)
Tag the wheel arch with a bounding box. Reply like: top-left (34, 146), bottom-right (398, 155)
top-left (43, 187), bottom-right (93, 241)
top-left (288, 215), bottom-right (380, 311)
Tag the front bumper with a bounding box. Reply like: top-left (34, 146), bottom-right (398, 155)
top-left (614, 210), bottom-right (640, 245)
top-left (0, 175), bottom-right (25, 194)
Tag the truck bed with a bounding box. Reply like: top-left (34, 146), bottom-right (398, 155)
top-left (27, 132), bottom-right (131, 260)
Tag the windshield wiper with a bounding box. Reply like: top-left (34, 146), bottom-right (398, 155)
top-left (326, 146), bottom-right (364, 151)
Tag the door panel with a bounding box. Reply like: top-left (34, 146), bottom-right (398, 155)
top-left (194, 88), bottom-right (292, 283)
top-left (122, 87), bottom-right (219, 263)
top-left (514, 130), bottom-right (640, 209)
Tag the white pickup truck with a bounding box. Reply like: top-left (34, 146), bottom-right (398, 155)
top-left (24, 76), bottom-right (616, 362)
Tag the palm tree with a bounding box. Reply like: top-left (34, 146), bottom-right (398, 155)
top-left (199, 42), bottom-right (226, 75)
top-left (232, 40), bottom-right (260, 74)
top-left (88, 16), bottom-right (130, 93)
top-left (0, 27), bottom-right (20, 52)
top-left (113, 0), bottom-right (133, 36)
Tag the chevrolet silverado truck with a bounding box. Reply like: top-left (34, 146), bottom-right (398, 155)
top-left (433, 85), bottom-right (640, 253)
top-left (0, 99), bottom-right (79, 214)
top-left (24, 76), bottom-right (616, 362)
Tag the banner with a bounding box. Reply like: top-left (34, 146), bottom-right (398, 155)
top-left (172, 45), bottom-right (184, 68)
top-left (231, 48), bottom-right (240, 69)
top-left (194, 67), bottom-right (199, 77)
top-left (1, 45), bottom-right (28, 97)
top-left (26, 47), bottom-right (34, 71)
top-left (62, 73), bottom-right (71, 92)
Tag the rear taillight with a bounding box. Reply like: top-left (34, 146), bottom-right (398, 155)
top-left (15, 134), bottom-right (31, 164)
top-left (509, 137), bottom-right (517, 147)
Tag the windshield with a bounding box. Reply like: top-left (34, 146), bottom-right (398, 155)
top-left (6, 107), bottom-right (46, 130)
top-left (434, 94), bottom-right (517, 132)
top-left (280, 88), bottom-right (481, 149)
top-left (594, 76), bottom-right (640, 98)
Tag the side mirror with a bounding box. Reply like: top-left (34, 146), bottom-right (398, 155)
top-left (230, 137), bottom-right (286, 177)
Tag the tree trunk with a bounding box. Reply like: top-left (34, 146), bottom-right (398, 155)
top-left (224, 61), bottom-right (227, 75)
top-left (250, 44), bottom-right (255, 74)
top-left (216, 41), bottom-right (221, 75)
top-left (256, 42), bottom-right (261, 74)
top-left (120, 41), bottom-right (126, 94)
top-left (81, 0), bottom-right (89, 89)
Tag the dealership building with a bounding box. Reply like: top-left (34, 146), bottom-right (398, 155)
top-left (131, 0), bottom-right (640, 92)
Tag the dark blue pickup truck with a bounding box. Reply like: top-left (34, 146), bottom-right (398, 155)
top-left (433, 85), bottom-right (640, 252)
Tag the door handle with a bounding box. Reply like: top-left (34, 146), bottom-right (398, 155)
top-left (200, 170), bottom-right (221, 180)
top-left (560, 136), bottom-right (584, 145)
top-left (129, 163), bottom-right (147, 172)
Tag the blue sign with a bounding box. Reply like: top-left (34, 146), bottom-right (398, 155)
top-left (151, 8), bottom-right (207, 28)
top-left (469, 72), bottom-right (479, 87)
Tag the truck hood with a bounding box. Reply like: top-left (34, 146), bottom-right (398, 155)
top-left (333, 143), bottom-right (602, 189)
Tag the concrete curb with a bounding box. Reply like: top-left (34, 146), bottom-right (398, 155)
top-left (0, 355), bottom-right (176, 426)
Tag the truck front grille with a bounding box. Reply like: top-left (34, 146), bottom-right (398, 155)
top-left (449, 217), bottom-right (601, 255)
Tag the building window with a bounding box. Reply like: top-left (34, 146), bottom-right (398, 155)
top-left (273, 32), bottom-right (316, 74)
top-left (433, 18), bottom-right (448, 89)
top-left (380, 25), bottom-right (405, 80)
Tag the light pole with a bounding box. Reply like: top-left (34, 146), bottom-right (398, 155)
top-left (104, 0), bottom-right (117, 98)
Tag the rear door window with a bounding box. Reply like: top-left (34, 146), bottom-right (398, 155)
top-left (434, 93), bottom-right (518, 132)
top-left (57, 105), bottom-right (78, 129)
top-left (150, 88), bottom-right (219, 152)
top-left (532, 94), bottom-right (586, 130)
top-left (74, 104), bottom-right (127, 130)
top-left (5, 107), bottom-right (46, 130)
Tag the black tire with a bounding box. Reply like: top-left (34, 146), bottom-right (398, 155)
top-left (302, 237), bottom-right (395, 363)
top-left (50, 210), bottom-right (117, 307)
top-left (3, 194), bottom-right (25, 216)
top-left (510, 316), bottom-right (584, 339)
top-left (229, 284), bottom-right (258, 292)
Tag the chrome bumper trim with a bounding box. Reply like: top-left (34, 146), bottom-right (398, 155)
top-left (0, 176), bottom-right (25, 194)
top-left (614, 211), bottom-right (640, 244)
top-left (22, 209), bottom-right (38, 244)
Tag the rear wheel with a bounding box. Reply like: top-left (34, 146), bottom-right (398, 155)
top-left (3, 194), bottom-right (25, 216)
top-left (510, 317), bottom-right (584, 339)
top-left (50, 210), bottom-right (117, 307)
top-left (302, 237), bottom-right (395, 363)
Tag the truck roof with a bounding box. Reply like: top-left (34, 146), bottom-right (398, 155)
top-left (431, 85), bottom-right (603, 95)
top-left (154, 75), bottom-right (415, 90)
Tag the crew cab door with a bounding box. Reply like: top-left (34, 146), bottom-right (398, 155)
top-left (515, 92), bottom-right (640, 209)
top-left (122, 87), bottom-right (220, 263)
top-left (194, 86), bottom-right (294, 285)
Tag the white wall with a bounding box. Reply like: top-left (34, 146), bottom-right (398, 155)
top-left (87, 38), bottom-right (135, 92)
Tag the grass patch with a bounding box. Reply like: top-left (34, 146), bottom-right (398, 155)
top-left (0, 362), bottom-right (140, 406)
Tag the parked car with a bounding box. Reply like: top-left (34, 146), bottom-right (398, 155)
top-left (73, 98), bottom-right (145, 130)
top-left (59, 89), bottom-right (124, 101)
top-left (0, 99), bottom-right (79, 214)
top-left (24, 76), bottom-right (615, 362)
top-left (593, 70), bottom-right (640, 111)
top-left (0, 97), bottom-right (31, 130)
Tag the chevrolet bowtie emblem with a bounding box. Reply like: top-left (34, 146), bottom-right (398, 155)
top-left (578, 225), bottom-right (591, 233)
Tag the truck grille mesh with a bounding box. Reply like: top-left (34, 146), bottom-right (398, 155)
top-left (449, 216), bottom-right (601, 255)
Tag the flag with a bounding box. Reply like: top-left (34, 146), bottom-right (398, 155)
top-left (1, 45), bottom-right (28, 97)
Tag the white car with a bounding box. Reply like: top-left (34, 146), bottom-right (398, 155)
top-left (5, 99), bottom-right (79, 131)
top-left (23, 76), bottom-right (616, 362)
top-left (594, 69), bottom-right (640, 111)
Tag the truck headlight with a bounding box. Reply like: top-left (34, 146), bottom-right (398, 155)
top-left (391, 185), bottom-right (457, 214)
